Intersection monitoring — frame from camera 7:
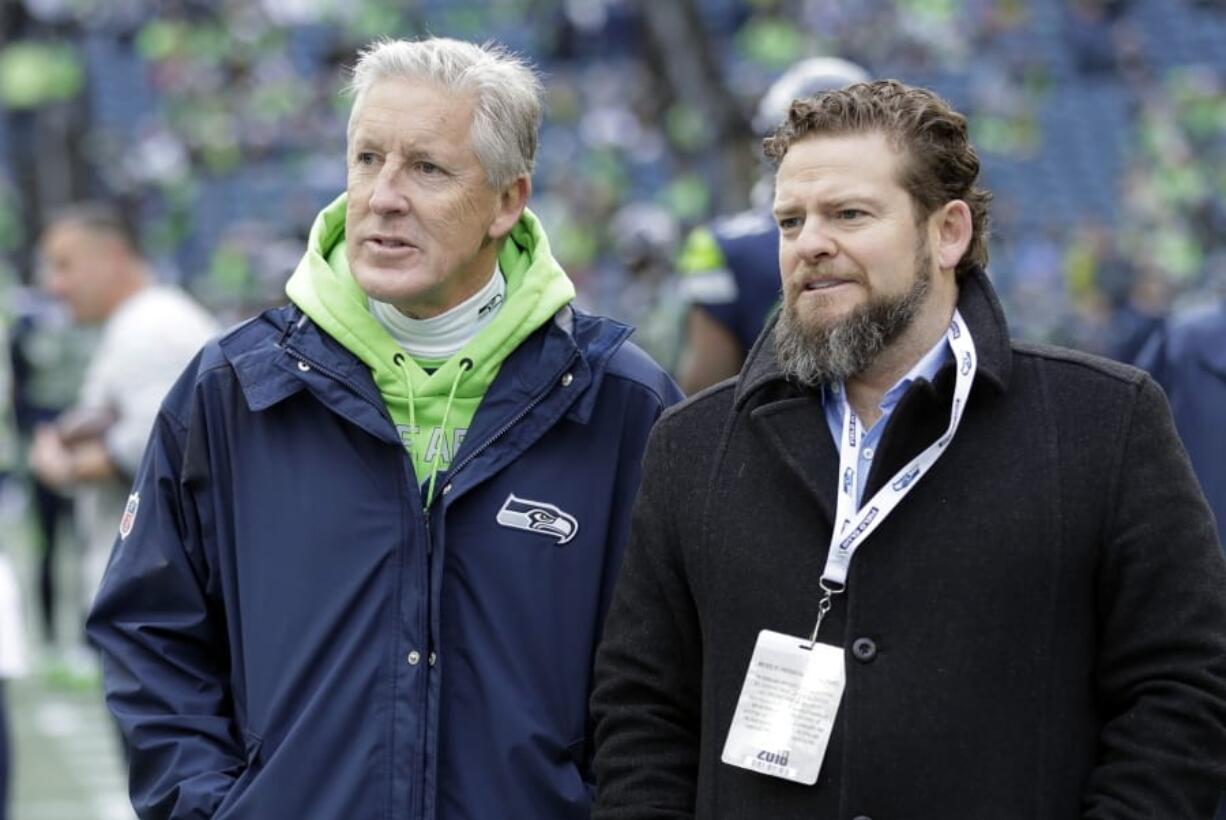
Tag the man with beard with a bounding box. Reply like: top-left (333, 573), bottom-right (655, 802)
top-left (591, 81), bottom-right (1226, 819)
top-left (673, 56), bottom-right (869, 394)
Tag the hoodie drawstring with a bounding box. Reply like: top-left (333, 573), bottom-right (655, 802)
top-left (393, 352), bottom-right (417, 442)
top-left (396, 352), bottom-right (473, 508)
top-left (426, 357), bottom-right (473, 507)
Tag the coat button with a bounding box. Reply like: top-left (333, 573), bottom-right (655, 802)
top-left (560, 372), bottom-right (574, 387)
top-left (296, 360), bottom-right (311, 372)
top-left (406, 650), bottom-right (421, 665)
top-left (428, 651), bottom-right (437, 667)
top-left (442, 483), bottom-right (453, 496)
top-left (851, 638), bottom-right (877, 663)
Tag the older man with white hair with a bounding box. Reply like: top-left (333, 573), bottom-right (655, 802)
top-left (87, 36), bottom-right (680, 820)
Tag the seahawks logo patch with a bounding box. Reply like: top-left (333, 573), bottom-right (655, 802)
top-left (495, 494), bottom-right (579, 545)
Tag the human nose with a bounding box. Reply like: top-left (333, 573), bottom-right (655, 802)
top-left (793, 217), bottom-right (837, 262)
top-left (368, 160), bottom-right (410, 217)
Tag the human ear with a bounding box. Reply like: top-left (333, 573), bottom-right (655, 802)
top-left (933, 199), bottom-right (972, 273)
top-left (488, 176), bottom-right (531, 241)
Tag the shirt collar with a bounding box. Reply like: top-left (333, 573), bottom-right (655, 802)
top-left (368, 263), bottom-right (505, 362)
top-left (822, 331), bottom-right (953, 417)
top-left (881, 332), bottom-right (951, 411)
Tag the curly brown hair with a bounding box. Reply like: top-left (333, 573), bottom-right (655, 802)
top-left (762, 80), bottom-right (992, 279)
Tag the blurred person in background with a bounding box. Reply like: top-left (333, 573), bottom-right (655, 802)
top-left (605, 201), bottom-right (684, 372)
top-left (7, 287), bottom-right (92, 654)
top-left (674, 56), bottom-right (869, 394)
top-left (1107, 263), bottom-right (1173, 363)
top-left (0, 541), bottom-right (25, 820)
top-left (29, 203), bottom-right (218, 649)
top-left (1134, 257), bottom-right (1226, 535)
top-left (592, 80), bottom-right (1226, 819)
top-left (0, 315), bottom-right (24, 820)
top-left (87, 36), bottom-right (679, 820)
top-left (1133, 260), bottom-right (1226, 820)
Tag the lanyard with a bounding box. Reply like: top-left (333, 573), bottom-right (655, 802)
top-left (808, 310), bottom-right (977, 644)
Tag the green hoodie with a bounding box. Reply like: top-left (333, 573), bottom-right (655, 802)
top-left (285, 193), bottom-right (575, 504)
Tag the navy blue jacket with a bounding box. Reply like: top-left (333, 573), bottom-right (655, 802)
top-left (87, 303), bottom-right (681, 820)
top-left (1135, 302), bottom-right (1226, 535)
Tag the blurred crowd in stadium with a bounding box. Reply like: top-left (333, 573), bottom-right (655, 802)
top-left (0, 0), bottom-right (1222, 817)
top-left (0, 0), bottom-right (1223, 362)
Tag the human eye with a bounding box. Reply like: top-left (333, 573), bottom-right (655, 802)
top-left (415, 160), bottom-right (444, 176)
top-left (353, 150), bottom-right (379, 167)
top-left (776, 214), bottom-right (802, 231)
top-left (834, 208), bottom-right (868, 221)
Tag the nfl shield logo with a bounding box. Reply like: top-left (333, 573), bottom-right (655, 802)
top-left (119, 492), bottom-right (140, 539)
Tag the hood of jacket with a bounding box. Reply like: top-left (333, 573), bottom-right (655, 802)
top-left (284, 193), bottom-right (576, 498)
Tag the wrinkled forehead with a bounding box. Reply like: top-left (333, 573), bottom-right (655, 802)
top-left (348, 76), bottom-right (477, 138)
top-left (773, 131), bottom-right (909, 203)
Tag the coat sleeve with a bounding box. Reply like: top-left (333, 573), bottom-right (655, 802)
top-left (591, 414), bottom-right (704, 819)
top-left (1083, 375), bottom-right (1226, 818)
top-left (86, 399), bottom-right (245, 820)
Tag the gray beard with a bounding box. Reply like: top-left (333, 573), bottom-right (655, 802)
top-left (774, 261), bottom-right (932, 388)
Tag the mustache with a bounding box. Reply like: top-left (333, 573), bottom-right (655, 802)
top-left (785, 266), bottom-right (865, 295)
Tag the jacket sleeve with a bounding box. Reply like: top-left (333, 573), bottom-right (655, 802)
top-left (86, 400), bottom-right (245, 820)
top-left (1083, 375), bottom-right (1226, 818)
top-left (591, 414), bottom-right (703, 819)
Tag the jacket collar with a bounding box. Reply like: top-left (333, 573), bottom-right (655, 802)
top-left (220, 302), bottom-right (630, 436)
top-left (734, 265), bottom-right (1012, 410)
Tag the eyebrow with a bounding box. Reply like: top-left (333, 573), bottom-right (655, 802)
top-left (349, 131), bottom-right (450, 161)
top-left (772, 202), bottom-right (798, 220)
top-left (773, 191), bottom-right (887, 215)
top-left (830, 194), bottom-right (885, 208)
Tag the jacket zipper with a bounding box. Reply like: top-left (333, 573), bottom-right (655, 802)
top-left (287, 339), bottom-right (578, 817)
top-left (409, 354), bottom-right (578, 819)
top-left (284, 342), bottom-right (429, 818)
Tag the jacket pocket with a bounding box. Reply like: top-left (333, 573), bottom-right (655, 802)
top-left (566, 735), bottom-right (593, 787)
top-left (212, 730), bottom-right (264, 819)
top-left (242, 730), bottom-right (264, 768)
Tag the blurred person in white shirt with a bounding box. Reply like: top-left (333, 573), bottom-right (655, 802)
top-left (29, 202), bottom-right (218, 622)
top-left (0, 313), bottom-right (25, 820)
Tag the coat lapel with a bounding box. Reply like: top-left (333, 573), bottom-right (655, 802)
top-left (749, 394), bottom-right (840, 525)
top-left (737, 324), bottom-right (839, 524)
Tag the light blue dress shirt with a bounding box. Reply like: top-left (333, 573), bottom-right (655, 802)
top-left (822, 336), bottom-right (952, 508)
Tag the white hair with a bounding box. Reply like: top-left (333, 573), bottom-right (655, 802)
top-left (347, 37), bottom-right (544, 190)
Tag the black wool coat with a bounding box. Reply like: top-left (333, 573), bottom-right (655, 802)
top-left (592, 268), bottom-right (1226, 820)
